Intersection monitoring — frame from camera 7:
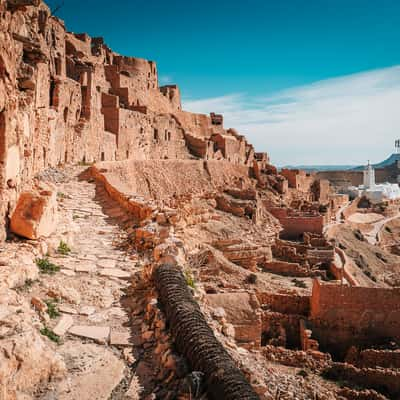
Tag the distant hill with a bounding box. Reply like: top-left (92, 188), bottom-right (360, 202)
top-left (352, 153), bottom-right (400, 171)
top-left (280, 165), bottom-right (357, 172)
top-left (281, 154), bottom-right (400, 172)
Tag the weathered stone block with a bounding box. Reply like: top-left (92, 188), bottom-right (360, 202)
top-left (10, 189), bottom-right (57, 239)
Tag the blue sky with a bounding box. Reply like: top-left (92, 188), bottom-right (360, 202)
top-left (47, 0), bottom-right (400, 166)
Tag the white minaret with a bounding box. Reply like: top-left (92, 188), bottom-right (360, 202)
top-left (363, 160), bottom-right (375, 189)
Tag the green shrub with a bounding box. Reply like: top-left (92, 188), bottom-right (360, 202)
top-left (184, 270), bottom-right (196, 289)
top-left (36, 258), bottom-right (60, 274)
top-left (44, 299), bottom-right (60, 319)
top-left (57, 240), bottom-right (71, 255)
top-left (40, 327), bottom-right (60, 344)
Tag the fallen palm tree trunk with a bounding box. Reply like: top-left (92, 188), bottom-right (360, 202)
top-left (154, 263), bottom-right (260, 400)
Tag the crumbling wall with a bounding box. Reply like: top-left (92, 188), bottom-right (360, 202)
top-left (345, 347), bottom-right (400, 369)
top-left (268, 207), bottom-right (324, 239)
top-left (256, 291), bottom-right (310, 316)
top-left (310, 280), bottom-right (400, 358)
top-left (325, 362), bottom-right (400, 398)
top-left (206, 292), bottom-right (262, 348)
top-left (91, 159), bottom-right (253, 205)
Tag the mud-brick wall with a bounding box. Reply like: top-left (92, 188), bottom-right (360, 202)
top-left (256, 292), bottom-right (310, 316)
top-left (310, 280), bottom-right (400, 358)
top-left (280, 216), bottom-right (324, 239)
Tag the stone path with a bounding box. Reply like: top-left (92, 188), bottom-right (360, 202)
top-left (33, 168), bottom-right (144, 399)
top-left (364, 212), bottom-right (400, 245)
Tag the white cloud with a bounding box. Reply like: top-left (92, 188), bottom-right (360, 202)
top-left (159, 75), bottom-right (173, 85)
top-left (183, 66), bottom-right (400, 166)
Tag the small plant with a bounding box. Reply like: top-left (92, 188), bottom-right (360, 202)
top-left (292, 278), bottom-right (307, 289)
top-left (297, 369), bottom-right (308, 378)
top-left (40, 326), bottom-right (60, 344)
top-left (44, 299), bottom-right (60, 319)
top-left (36, 258), bottom-right (60, 274)
top-left (246, 273), bottom-right (258, 284)
top-left (25, 278), bottom-right (34, 287)
top-left (184, 270), bottom-right (196, 289)
top-left (77, 160), bottom-right (93, 167)
top-left (18, 278), bottom-right (36, 291)
top-left (57, 192), bottom-right (66, 199)
top-left (73, 214), bottom-right (79, 220)
top-left (57, 240), bottom-right (71, 255)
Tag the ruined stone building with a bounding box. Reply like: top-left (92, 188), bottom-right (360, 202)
top-left (1, 2), bottom-right (400, 400)
top-left (0, 0), bottom-right (260, 242)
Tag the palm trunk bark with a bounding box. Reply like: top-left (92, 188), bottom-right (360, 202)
top-left (154, 263), bottom-right (260, 400)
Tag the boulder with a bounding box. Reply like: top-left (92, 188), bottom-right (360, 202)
top-left (10, 189), bottom-right (57, 239)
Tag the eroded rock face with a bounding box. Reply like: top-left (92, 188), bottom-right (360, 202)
top-left (10, 188), bottom-right (57, 239)
top-left (0, 288), bottom-right (65, 399)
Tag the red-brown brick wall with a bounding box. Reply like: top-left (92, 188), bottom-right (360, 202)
top-left (310, 280), bottom-right (400, 358)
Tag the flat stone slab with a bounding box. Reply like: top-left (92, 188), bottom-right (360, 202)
top-left (110, 330), bottom-right (132, 347)
top-left (53, 315), bottom-right (74, 336)
top-left (106, 307), bottom-right (126, 318)
top-left (97, 259), bottom-right (117, 269)
top-left (60, 269), bottom-right (76, 277)
top-left (75, 263), bottom-right (97, 273)
top-left (69, 325), bottom-right (110, 344)
top-left (98, 268), bottom-right (130, 279)
top-left (59, 305), bottom-right (77, 314)
top-left (77, 254), bottom-right (98, 262)
top-left (57, 262), bottom-right (75, 271)
top-left (80, 306), bottom-right (96, 316)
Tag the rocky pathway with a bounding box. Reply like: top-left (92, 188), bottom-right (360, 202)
top-left (32, 168), bottom-right (144, 399)
top-left (364, 212), bottom-right (400, 245)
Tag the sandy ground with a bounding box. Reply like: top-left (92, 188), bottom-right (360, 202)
top-left (348, 212), bottom-right (384, 224)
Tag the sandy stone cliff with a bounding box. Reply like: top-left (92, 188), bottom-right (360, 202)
top-left (0, 0), bottom-right (261, 242)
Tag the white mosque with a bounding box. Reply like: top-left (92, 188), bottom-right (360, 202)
top-left (348, 162), bottom-right (400, 203)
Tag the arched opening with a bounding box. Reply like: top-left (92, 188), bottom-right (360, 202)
top-left (154, 128), bottom-right (158, 141)
top-left (101, 152), bottom-right (105, 161)
top-left (126, 150), bottom-right (129, 159)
